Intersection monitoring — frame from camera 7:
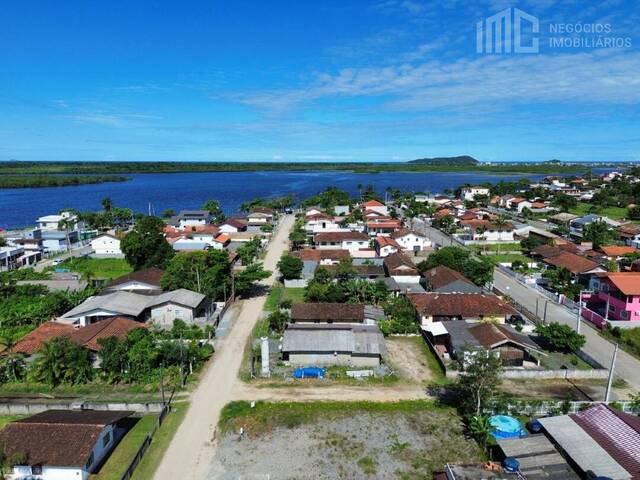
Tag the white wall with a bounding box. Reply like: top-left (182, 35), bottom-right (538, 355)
top-left (91, 236), bottom-right (121, 255)
top-left (395, 233), bottom-right (431, 251)
top-left (150, 303), bottom-right (195, 328)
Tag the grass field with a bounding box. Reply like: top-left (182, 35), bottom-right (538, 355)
top-left (219, 399), bottom-right (447, 435)
top-left (0, 382), bottom-right (163, 403)
top-left (264, 286), bottom-right (305, 311)
top-left (569, 202), bottom-right (629, 220)
top-left (131, 402), bottom-right (189, 480)
top-left (91, 416), bottom-right (156, 480)
top-left (602, 327), bottom-right (640, 360)
top-left (484, 253), bottom-right (532, 265)
top-left (52, 257), bottom-right (132, 280)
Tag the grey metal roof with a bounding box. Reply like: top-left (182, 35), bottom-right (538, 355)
top-left (146, 288), bottom-right (205, 309)
top-left (497, 435), bottom-right (580, 480)
top-left (282, 324), bottom-right (386, 356)
top-left (538, 415), bottom-right (630, 480)
top-left (364, 305), bottom-right (385, 321)
top-left (61, 291), bottom-right (150, 318)
top-left (383, 277), bottom-right (401, 291)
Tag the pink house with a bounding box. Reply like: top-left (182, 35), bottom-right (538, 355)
top-left (583, 272), bottom-right (640, 325)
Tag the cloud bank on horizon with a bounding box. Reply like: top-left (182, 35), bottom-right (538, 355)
top-left (1, 0), bottom-right (638, 163)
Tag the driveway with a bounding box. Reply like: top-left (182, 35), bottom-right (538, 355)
top-left (154, 215), bottom-right (296, 480)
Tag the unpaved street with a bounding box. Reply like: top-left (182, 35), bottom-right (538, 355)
top-left (154, 215), bottom-right (295, 480)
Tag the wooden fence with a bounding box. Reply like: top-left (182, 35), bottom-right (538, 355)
top-left (119, 403), bottom-right (171, 480)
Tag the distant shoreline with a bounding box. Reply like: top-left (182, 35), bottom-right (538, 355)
top-left (0, 160), bottom-right (598, 176)
top-left (0, 174), bottom-right (130, 189)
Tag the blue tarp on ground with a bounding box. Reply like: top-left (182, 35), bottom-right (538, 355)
top-left (293, 367), bottom-right (325, 379)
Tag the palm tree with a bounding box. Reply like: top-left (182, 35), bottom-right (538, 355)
top-left (468, 415), bottom-right (493, 450)
top-left (57, 218), bottom-right (76, 252)
top-left (0, 337), bottom-right (25, 383)
top-left (101, 197), bottom-right (113, 212)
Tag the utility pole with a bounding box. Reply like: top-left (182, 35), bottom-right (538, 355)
top-left (605, 292), bottom-right (611, 321)
top-left (543, 300), bottom-right (548, 324)
top-left (604, 343), bottom-right (619, 403)
top-left (576, 289), bottom-right (584, 334)
top-left (535, 298), bottom-right (539, 319)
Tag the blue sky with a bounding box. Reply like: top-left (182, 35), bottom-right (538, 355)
top-left (1, 0), bottom-right (639, 163)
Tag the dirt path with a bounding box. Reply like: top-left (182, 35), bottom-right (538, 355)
top-left (231, 383), bottom-right (427, 402)
top-left (153, 215), bottom-right (295, 480)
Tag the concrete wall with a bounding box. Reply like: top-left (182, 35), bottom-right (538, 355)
top-left (0, 402), bottom-right (165, 415)
top-left (284, 278), bottom-right (308, 288)
top-left (150, 303), bottom-right (194, 328)
top-left (446, 368), bottom-right (609, 380)
top-left (288, 353), bottom-right (380, 367)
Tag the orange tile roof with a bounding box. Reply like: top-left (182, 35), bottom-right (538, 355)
top-left (600, 245), bottom-right (638, 257)
top-left (66, 317), bottom-right (145, 351)
top-left (12, 322), bottom-right (75, 355)
top-left (214, 233), bottom-right (231, 243)
top-left (543, 252), bottom-right (600, 274)
top-left (362, 200), bottom-right (384, 207)
top-left (376, 236), bottom-right (403, 249)
top-left (599, 272), bottom-right (640, 296)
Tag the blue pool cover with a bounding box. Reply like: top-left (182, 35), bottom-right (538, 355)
top-left (293, 367), bottom-right (325, 379)
top-left (489, 415), bottom-right (527, 439)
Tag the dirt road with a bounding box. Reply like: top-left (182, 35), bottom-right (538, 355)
top-left (153, 215), bottom-right (295, 480)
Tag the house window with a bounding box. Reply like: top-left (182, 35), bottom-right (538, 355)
top-left (621, 310), bottom-right (629, 319)
top-left (609, 305), bottom-right (616, 312)
top-left (32, 466), bottom-right (43, 475)
top-left (86, 452), bottom-right (95, 470)
top-left (103, 431), bottom-right (112, 447)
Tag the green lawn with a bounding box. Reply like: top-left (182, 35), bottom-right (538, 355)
top-left (264, 286), bottom-right (305, 311)
top-left (91, 416), bottom-right (156, 480)
top-left (131, 402), bottom-right (189, 480)
top-left (484, 254), bottom-right (532, 265)
top-left (219, 399), bottom-right (446, 435)
top-left (51, 257), bottom-right (132, 280)
top-left (0, 382), bottom-right (163, 403)
top-left (539, 351), bottom-right (593, 371)
top-left (472, 243), bottom-right (522, 253)
top-left (602, 327), bottom-right (640, 360)
top-left (569, 202), bottom-right (629, 220)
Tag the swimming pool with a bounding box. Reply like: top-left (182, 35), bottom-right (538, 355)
top-left (489, 415), bottom-right (527, 439)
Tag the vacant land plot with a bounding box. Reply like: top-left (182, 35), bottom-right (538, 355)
top-left (385, 336), bottom-right (444, 384)
top-left (264, 286), bottom-right (305, 311)
top-left (569, 202), bottom-right (630, 221)
top-left (211, 400), bottom-right (483, 480)
top-left (51, 257), bottom-right (132, 280)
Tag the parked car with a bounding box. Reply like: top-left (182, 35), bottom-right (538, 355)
top-left (507, 314), bottom-right (525, 326)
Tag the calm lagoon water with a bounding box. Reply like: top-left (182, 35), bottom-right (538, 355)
top-left (0, 170), bottom-right (565, 229)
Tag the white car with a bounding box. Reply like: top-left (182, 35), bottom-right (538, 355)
top-left (52, 259), bottom-right (63, 265)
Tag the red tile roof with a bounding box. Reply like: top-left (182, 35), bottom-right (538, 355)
top-left (314, 232), bottom-right (369, 243)
top-left (12, 322), bottom-right (75, 355)
top-left (383, 252), bottom-right (418, 276)
top-left (366, 220), bottom-right (402, 229)
top-left (423, 265), bottom-right (475, 290)
top-left (543, 252), bottom-right (600, 274)
top-left (292, 249), bottom-right (351, 261)
top-left (66, 316), bottom-right (145, 351)
top-left (106, 267), bottom-right (164, 289)
top-left (291, 303), bottom-right (364, 322)
top-left (408, 293), bottom-right (515, 318)
top-left (362, 200), bottom-right (384, 207)
top-left (376, 236), bottom-right (403, 249)
top-left (598, 272), bottom-right (640, 296)
top-left (599, 245), bottom-right (638, 257)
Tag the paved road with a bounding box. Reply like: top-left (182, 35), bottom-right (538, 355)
top-left (414, 218), bottom-right (640, 391)
top-left (154, 215), bottom-right (296, 480)
top-left (34, 245), bottom-right (92, 272)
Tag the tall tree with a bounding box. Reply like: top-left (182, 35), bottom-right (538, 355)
top-left (456, 348), bottom-right (503, 415)
top-left (31, 337), bottom-right (93, 387)
top-left (234, 263), bottom-right (271, 297)
top-left (121, 216), bottom-right (174, 270)
top-left (583, 220), bottom-right (613, 249)
top-left (101, 197), bottom-right (113, 212)
top-left (202, 199), bottom-right (226, 223)
top-left (161, 250), bottom-right (232, 300)
top-left (277, 254), bottom-right (304, 280)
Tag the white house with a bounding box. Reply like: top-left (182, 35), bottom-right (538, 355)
top-left (361, 199), bottom-right (388, 216)
top-left (147, 289), bottom-right (211, 328)
top-left (305, 207), bottom-right (324, 217)
top-left (59, 291), bottom-right (150, 326)
top-left (90, 234), bottom-right (122, 256)
top-left (461, 186), bottom-right (490, 202)
top-left (313, 231), bottom-right (370, 253)
top-left (36, 211), bottom-right (79, 231)
top-left (375, 236), bottom-right (403, 257)
top-left (218, 218), bottom-right (247, 233)
top-left (389, 229), bottom-right (432, 253)
top-left (0, 410), bottom-right (132, 480)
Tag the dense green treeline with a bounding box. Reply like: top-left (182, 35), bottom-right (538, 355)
top-left (0, 174), bottom-right (130, 188)
top-left (0, 160), bottom-right (592, 175)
